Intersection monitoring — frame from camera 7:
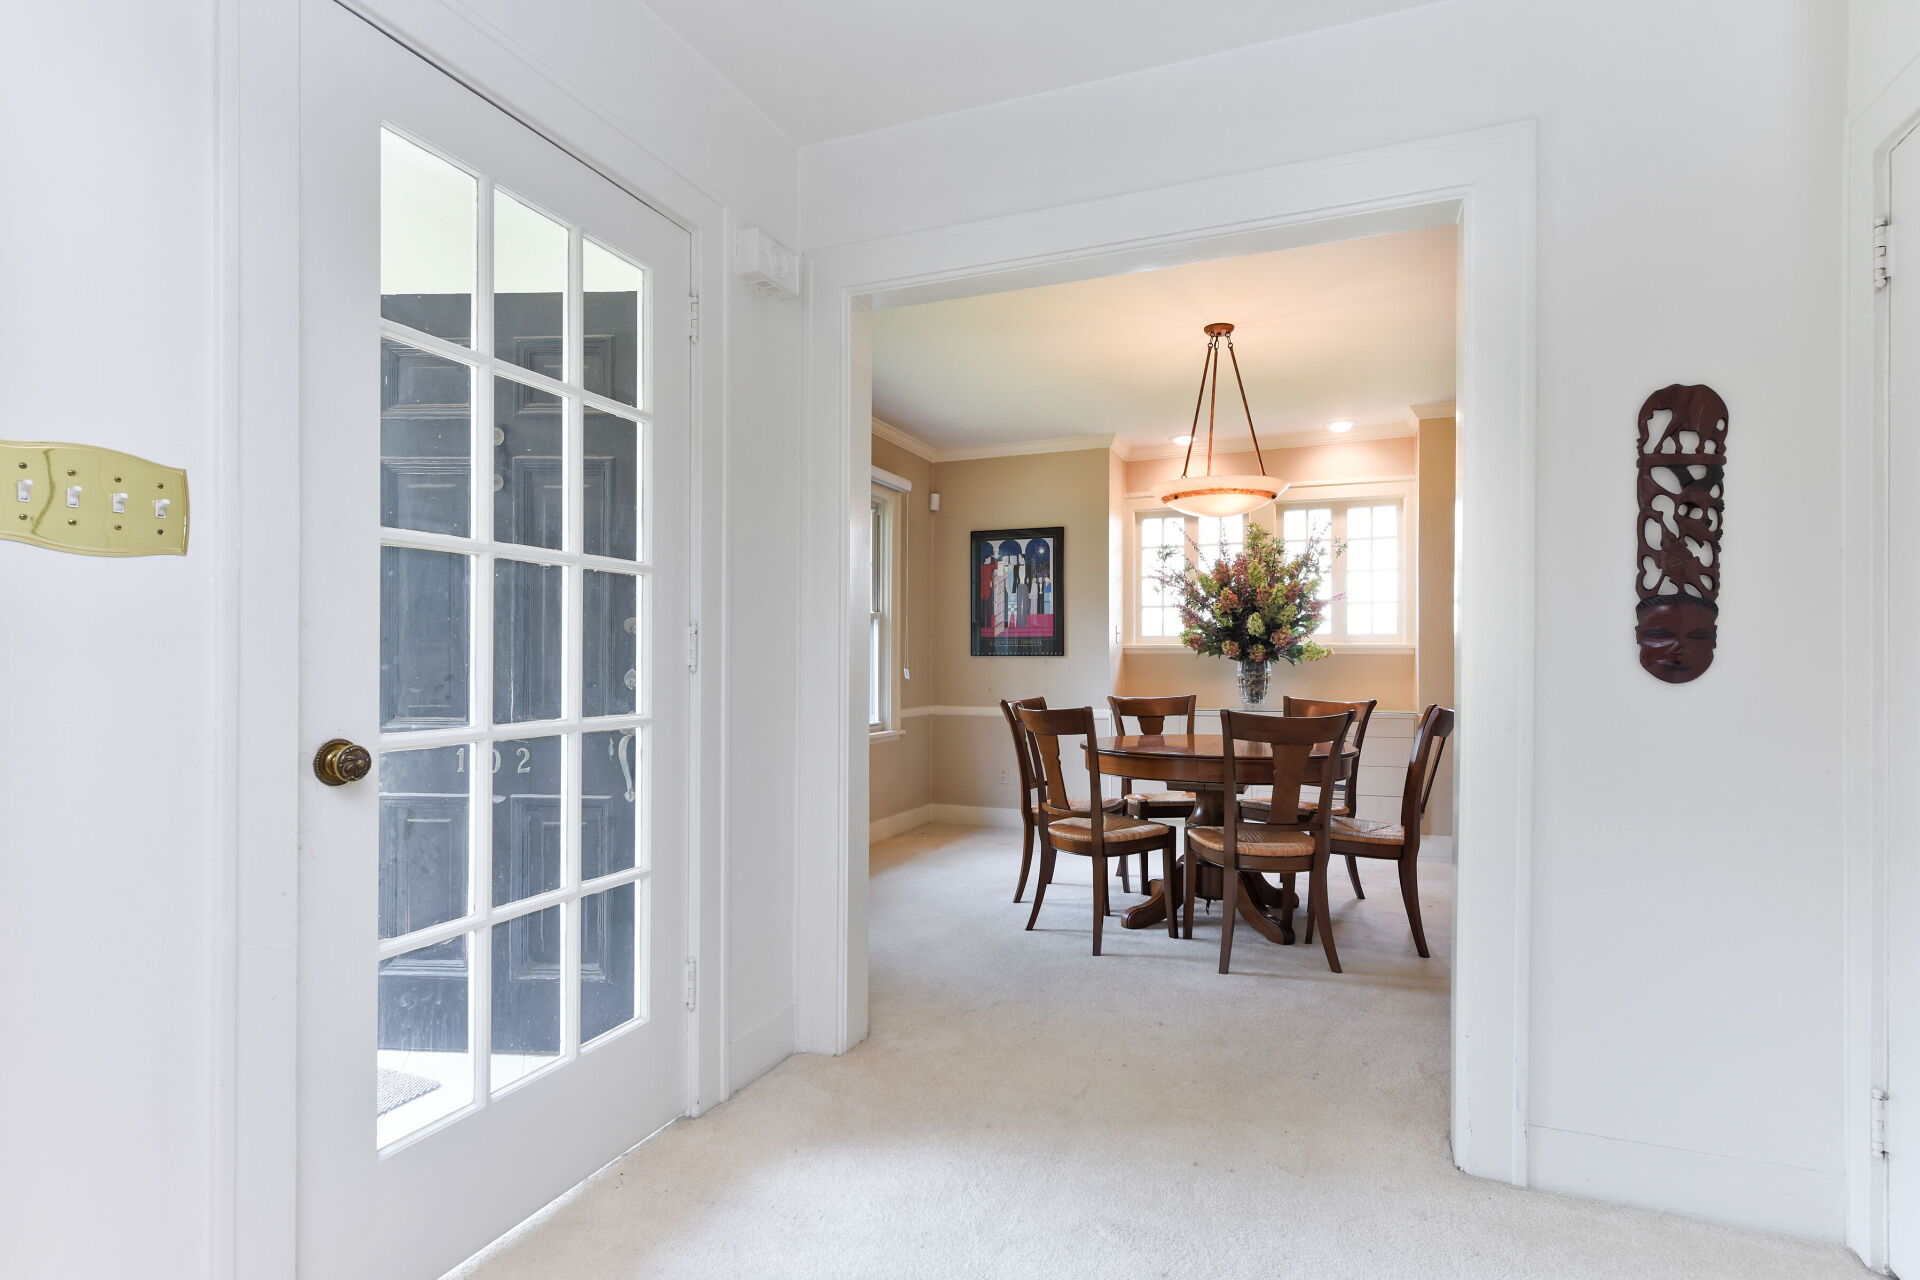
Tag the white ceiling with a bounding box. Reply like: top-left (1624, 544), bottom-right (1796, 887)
top-left (641, 0), bottom-right (1446, 144)
top-left (871, 225), bottom-right (1457, 455)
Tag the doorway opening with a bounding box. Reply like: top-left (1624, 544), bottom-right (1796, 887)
top-left (796, 126), bottom-right (1537, 1183)
top-left (854, 214), bottom-right (1463, 1150)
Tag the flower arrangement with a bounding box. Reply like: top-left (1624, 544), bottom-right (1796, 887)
top-left (1156, 521), bottom-right (1338, 667)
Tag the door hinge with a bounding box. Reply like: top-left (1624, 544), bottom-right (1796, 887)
top-left (687, 619), bottom-right (700, 674)
top-left (688, 293), bottom-right (701, 343)
top-left (1874, 1088), bottom-right (1891, 1158)
top-left (1875, 218), bottom-right (1891, 290)
top-left (684, 957), bottom-right (698, 1011)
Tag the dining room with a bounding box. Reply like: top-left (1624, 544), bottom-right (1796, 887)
top-left (866, 222), bottom-right (1459, 949)
top-left (856, 224), bottom-right (1469, 1201)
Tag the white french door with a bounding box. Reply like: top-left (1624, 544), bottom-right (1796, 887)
top-left (298, 3), bottom-right (692, 1276)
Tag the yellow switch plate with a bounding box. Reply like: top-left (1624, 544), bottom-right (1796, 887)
top-left (1, 440), bottom-right (189, 557)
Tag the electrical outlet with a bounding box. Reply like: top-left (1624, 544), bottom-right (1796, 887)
top-left (997, 767), bottom-right (1010, 786)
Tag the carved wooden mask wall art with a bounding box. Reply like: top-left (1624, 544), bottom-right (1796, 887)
top-left (1634, 384), bottom-right (1727, 683)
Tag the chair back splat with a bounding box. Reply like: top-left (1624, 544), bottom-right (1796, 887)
top-left (1281, 696), bottom-right (1377, 815)
top-left (1106, 693), bottom-right (1197, 737)
top-left (1219, 709), bottom-right (1353, 853)
top-left (1015, 704), bottom-right (1100, 828)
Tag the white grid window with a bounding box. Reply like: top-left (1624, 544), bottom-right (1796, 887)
top-left (1279, 499), bottom-right (1406, 642)
top-left (868, 486), bottom-right (895, 729)
top-left (1343, 503), bottom-right (1400, 636)
top-left (1280, 506), bottom-right (1333, 638)
top-left (1137, 514), bottom-right (1183, 637)
top-left (1197, 514), bottom-right (1246, 569)
top-left (1135, 512), bottom-right (1246, 640)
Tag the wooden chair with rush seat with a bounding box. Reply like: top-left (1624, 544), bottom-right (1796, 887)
top-left (1238, 696), bottom-right (1377, 897)
top-left (998, 696), bottom-right (1122, 903)
top-left (1325, 704), bottom-right (1455, 958)
top-left (1106, 693), bottom-right (1199, 892)
top-left (1016, 704), bottom-right (1180, 954)
top-left (1183, 708), bottom-right (1354, 974)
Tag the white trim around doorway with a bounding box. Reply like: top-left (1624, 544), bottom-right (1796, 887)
top-left (1840, 50), bottom-right (1920, 1276)
top-left (795, 121), bottom-right (1538, 1187)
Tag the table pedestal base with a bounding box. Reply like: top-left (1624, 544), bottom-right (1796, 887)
top-left (1120, 861), bottom-right (1298, 943)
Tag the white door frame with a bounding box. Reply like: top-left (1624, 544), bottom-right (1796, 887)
top-left (1842, 53), bottom-right (1920, 1277)
top-left (219, 1), bottom-right (734, 1274)
top-left (795, 121), bottom-right (1539, 1184)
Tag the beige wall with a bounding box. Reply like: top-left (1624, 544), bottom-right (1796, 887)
top-left (929, 447), bottom-right (1115, 708)
top-left (871, 428), bottom-right (1456, 824)
top-left (868, 432), bottom-right (934, 821)
top-left (1415, 413), bottom-right (1457, 835)
top-left (1123, 434), bottom-right (1416, 493)
top-left (1119, 646), bottom-right (1416, 709)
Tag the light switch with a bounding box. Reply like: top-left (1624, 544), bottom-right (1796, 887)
top-left (0, 440), bottom-right (188, 557)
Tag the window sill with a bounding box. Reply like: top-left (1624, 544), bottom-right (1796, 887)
top-left (1122, 642), bottom-right (1416, 656)
top-left (869, 727), bottom-right (906, 743)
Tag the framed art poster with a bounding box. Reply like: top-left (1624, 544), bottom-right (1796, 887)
top-left (970, 527), bottom-right (1064, 657)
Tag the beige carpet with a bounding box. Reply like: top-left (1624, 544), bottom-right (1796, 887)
top-left (451, 823), bottom-right (1867, 1280)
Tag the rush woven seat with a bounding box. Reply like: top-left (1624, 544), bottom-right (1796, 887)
top-left (1047, 815), bottom-right (1174, 853)
top-left (1184, 823), bottom-right (1315, 859)
top-left (1328, 816), bottom-right (1405, 847)
top-left (1123, 789), bottom-right (1196, 809)
top-left (1034, 797), bottom-right (1125, 819)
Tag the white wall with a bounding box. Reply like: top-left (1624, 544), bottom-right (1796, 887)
top-left (803, 0), bottom-right (1851, 1239)
top-left (0, 3), bottom-right (221, 1276)
top-left (3, 0), bottom-right (802, 1274)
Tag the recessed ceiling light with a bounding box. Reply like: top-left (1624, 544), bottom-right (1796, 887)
top-left (1326, 420), bottom-right (1355, 433)
top-left (1169, 434), bottom-right (1194, 445)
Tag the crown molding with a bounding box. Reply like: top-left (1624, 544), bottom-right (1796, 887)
top-left (870, 417), bottom-right (937, 461)
top-left (1118, 418), bottom-right (1415, 461)
top-left (1409, 400), bottom-right (1458, 423)
top-left (872, 413), bottom-right (1429, 466)
top-left (870, 418), bottom-right (1117, 463)
top-left (933, 434), bottom-right (1116, 462)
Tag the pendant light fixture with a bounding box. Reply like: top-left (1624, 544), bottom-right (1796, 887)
top-left (1152, 322), bottom-right (1288, 518)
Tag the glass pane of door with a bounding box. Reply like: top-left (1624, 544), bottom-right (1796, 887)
top-left (372, 122), bottom-right (657, 1149)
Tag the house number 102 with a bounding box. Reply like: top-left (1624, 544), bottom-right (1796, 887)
top-left (454, 745), bottom-right (534, 775)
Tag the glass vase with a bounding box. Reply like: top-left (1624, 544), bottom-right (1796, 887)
top-left (1236, 659), bottom-right (1272, 709)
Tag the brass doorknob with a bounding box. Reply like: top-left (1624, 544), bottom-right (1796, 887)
top-left (313, 738), bottom-right (373, 787)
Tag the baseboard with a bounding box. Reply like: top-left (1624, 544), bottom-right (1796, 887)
top-left (727, 1005), bottom-right (794, 1096)
top-left (869, 804), bottom-right (934, 843)
top-left (926, 803), bottom-right (1024, 829)
top-left (1420, 835), bottom-right (1455, 863)
top-left (1526, 1124), bottom-right (1844, 1242)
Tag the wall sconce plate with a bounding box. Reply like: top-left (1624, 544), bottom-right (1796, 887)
top-left (1, 440), bottom-right (189, 557)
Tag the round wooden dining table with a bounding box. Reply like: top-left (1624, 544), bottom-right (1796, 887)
top-left (1087, 733), bottom-right (1359, 940)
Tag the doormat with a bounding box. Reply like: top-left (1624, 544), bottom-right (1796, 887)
top-left (376, 1067), bottom-right (442, 1116)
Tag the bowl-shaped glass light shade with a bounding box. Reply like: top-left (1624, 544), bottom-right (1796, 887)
top-left (1153, 474), bottom-right (1287, 518)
